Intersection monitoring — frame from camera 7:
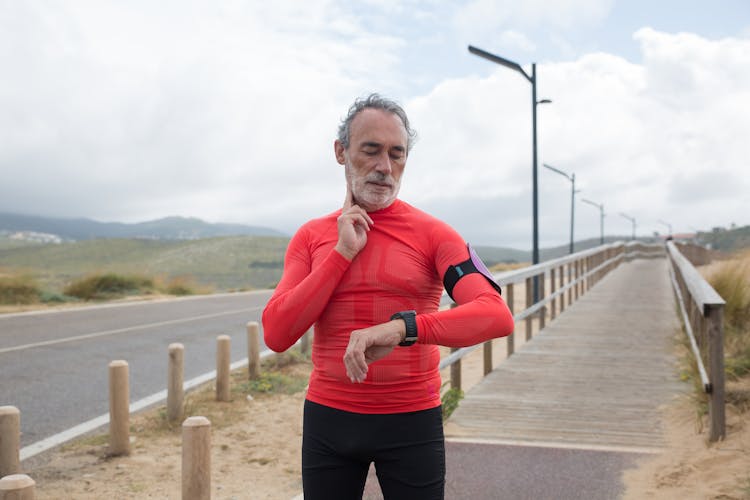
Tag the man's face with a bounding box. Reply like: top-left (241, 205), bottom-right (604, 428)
top-left (334, 108), bottom-right (408, 212)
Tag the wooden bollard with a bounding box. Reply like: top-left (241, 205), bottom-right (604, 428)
top-left (167, 343), bottom-right (185, 422)
top-left (182, 416), bottom-right (211, 500)
top-left (0, 474), bottom-right (35, 500)
top-left (216, 335), bottom-right (231, 402)
top-left (0, 406), bottom-right (20, 478)
top-left (108, 360), bottom-right (130, 456)
top-left (246, 322), bottom-right (260, 380)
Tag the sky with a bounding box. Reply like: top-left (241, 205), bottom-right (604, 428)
top-left (1, 0), bottom-right (748, 250)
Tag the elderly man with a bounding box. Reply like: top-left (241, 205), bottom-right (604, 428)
top-left (262, 93), bottom-right (514, 499)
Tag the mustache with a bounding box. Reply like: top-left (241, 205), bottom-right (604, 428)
top-left (366, 172), bottom-right (394, 186)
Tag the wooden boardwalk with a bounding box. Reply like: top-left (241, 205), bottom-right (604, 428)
top-left (444, 257), bottom-right (687, 454)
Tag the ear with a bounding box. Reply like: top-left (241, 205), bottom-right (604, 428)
top-left (334, 140), bottom-right (346, 165)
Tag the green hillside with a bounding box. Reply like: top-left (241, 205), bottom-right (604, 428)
top-left (0, 236), bottom-right (290, 292)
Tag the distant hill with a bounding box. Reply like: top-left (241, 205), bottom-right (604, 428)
top-left (696, 225), bottom-right (750, 253)
top-left (0, 212), bottom-right (286, 241)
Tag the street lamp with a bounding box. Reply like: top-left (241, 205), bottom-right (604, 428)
top-left (468, 45), bottom-right (551, 300)
top-left (658, 219), bottom-right (673, 239)
top-left (619, 213), bottom-right (636, 240)
top-left (543, 163), bottom-right (577, 254)
top-left (581, 198), bottom-right (605, 245)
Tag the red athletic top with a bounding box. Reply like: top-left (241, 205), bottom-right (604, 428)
top-left (262, 199), bottom-right (514, 414)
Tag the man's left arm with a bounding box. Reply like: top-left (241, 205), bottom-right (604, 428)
top-left (416, 271), bottom-right (514, 347)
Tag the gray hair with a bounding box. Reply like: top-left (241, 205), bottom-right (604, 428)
top-left (337, 93), bottom-right (417, 153)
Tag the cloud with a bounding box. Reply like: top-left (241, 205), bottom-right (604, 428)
top-left (0, 1), bottom-right (404, 225)
top-left (401, 30), bottom-right (750, 246)
top-left (0, 2), bottom-right (747, 249)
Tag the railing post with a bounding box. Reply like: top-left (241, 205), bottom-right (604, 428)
top-left (0, 474), bottom-right (35, 500)
top-left (108, 360), bottom-right (130, 456)
top-left (483, 340), bottom-right (492, 377)
top-left (216, 335), bottom-right (231, 402)
top-left (525, 277), bottom-right (533, 341)
top-left (182, 416), bottom-right (211, 500)
top-left (550, 267), bottom-right (557, 320)
top-left (559, 266), bottom-right (566, 313)
top-left (450, 347), bottom-right (461, 391)
top-left (167, 343), bottom-right (185, 423)
top-left (539, 271), bottom-right (546, 330)
top-left (706, 305), bottom-right (726, 442)
top-left (567, 262), bottom-right (573, 306)
top-left (506, 283), bottom-right (515, 356)
top-left (574, 260), bottom-right (580, 301)
top-left (0, 407), bottom-right (20, 478)
top-left (300, 328), bottom-right (311, 356)
top-left (246, 322), bottom-right (261, 380)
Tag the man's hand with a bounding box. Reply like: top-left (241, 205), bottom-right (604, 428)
top-left (335, 186), bottom-right (374, 261)
top-left (343, 320), bottom-right (406, 383)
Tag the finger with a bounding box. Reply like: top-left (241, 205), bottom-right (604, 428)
top-left (344, 352), bottom-right (367, 383)
top-left (343, 184), bottom-right (353, 211)
top-left (348, 206), bottom-right (374, 228)
top-left (344, 333), bottom-right (369, 382)
top-left (340, 211), bottom-right (372, 232)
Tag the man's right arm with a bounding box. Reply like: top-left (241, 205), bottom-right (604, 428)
top-left (261, 227), bottom-right (351, 352)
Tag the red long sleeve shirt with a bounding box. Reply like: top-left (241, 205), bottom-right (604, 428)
top-left (262, 199), bottom-right (514, 414)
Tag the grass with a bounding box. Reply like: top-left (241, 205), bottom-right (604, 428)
top-left (706, 250), bottom-right (750, 380)
top-left (0, 272), bottom-right (42, 304)
top-left (683, 248), bottom-right (750, 424)
top-left (0, 270), bottom-right (212, 305)
top-left (63, 273), bottom-right (156, 300)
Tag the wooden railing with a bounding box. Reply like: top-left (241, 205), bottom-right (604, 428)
top-left (440, 241), bottom-right (665, 385)
top-left (666, 241), bottom-right (726, 441)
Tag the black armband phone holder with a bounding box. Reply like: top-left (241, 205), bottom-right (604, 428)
top-left (443, 244), bottom-right (502, 301)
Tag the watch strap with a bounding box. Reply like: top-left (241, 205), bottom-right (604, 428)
top-left (391, 310), bottom-right (418, 346)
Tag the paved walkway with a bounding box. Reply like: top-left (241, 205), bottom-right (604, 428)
top-left (363, 257), bottom-right (687, 499)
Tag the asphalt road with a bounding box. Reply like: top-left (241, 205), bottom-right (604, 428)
top-left (0, 290), bottom-right (274, 448)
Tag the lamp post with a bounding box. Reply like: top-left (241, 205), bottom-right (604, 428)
top-left (658, 219), bottom-right (673, 239)
top-left (619, 213), bottom-right (636, 240)
top-left (581, 198), bottom-right (605, 245)
top-left (543, 163), bottom-right (577, 254)
top-left (468, 45), bottom-right (550, 300)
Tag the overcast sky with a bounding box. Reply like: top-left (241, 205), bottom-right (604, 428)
top-left (1, 1), bottom-right (748, 249)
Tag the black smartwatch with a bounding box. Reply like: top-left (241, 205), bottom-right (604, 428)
top-left (391, 310), bottom-right (418, 346)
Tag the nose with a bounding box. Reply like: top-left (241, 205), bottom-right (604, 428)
top-left (374, 151), bottom-right (393, 175)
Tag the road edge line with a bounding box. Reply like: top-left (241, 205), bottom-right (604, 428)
top-left (20, 350), bottom-right (275, 461)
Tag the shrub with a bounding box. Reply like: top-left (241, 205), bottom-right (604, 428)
top-left (157, 275), bottom-right (212, 296)
top-left (441, 384), bottom-right (464, 422)
top-left (64, 273), bottom-right (155, 300)
top-left (162, 276), bottom-right (196, 296)
top-left (0, 274), bottom-right (41, 304)
top-left (707, 253), bottom-right (750, 379)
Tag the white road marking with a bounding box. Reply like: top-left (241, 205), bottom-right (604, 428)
top-left (0, 290), bottom-right (271, 319)
top-left (0, 306), bottom-right (261, 354)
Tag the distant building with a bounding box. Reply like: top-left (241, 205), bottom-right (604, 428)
top-left (6, 231), bottom-right (64, 244)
